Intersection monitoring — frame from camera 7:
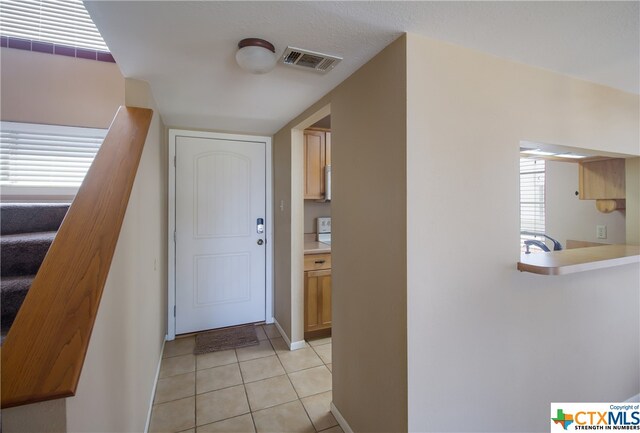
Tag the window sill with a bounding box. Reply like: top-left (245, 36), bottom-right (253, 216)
top-left (517, 244), bottom-right (640, 275)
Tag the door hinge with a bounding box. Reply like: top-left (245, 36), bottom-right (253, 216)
top-left (173, 155), bottom-right (176, 167)
top-left (173, 231), bottom-right (176, 242)
top-left (173, 305), bottom-right (176, 317)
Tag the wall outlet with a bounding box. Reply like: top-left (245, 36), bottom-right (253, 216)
top-left (596, 225), bottom-right (607, 239)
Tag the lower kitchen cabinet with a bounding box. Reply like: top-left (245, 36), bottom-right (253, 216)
top-left (304, 269), bottom-right (332, 333)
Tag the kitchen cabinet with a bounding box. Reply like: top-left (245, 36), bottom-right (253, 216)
top-left (304, 129), bottom-right (331, 200)
top-left (579, 158), bottom-right (626, 213)
top-left (304, 253), bottom-right (331, 335)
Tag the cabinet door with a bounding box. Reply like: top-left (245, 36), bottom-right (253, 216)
top-left (578, 158), bottom-right (625, 200)
top-left (325, 132), bottom-right (331, 167)
top-left (318, 272), bottom-right (332, 328)
top-left (304, 269), bottom-right (331, 332)
top-left (304, 131), bottom-right (325, 199)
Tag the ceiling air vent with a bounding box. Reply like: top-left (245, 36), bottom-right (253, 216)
top-left (281, 47), bottom-right (342, 74)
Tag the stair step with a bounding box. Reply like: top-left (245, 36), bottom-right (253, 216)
top-left (1, 203), bottom-right (70, 235)
top-left (1, 231), bottom-right (56, 277)
top-left (1, 275), bottom-right (34, 333)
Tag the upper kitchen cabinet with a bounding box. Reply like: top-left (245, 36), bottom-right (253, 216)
top-left (304, 128), bottom-right (331, 200)
top-left (578, 158), bottom-right (626, 212)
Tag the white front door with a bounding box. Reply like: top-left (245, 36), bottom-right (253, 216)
top-left (175, 135), bottom-right (266, 334)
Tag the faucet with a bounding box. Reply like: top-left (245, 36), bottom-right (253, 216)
top-left (524, 239), bottom-right (550, 254)
top-left (521, 231), bottom-right (563, 254)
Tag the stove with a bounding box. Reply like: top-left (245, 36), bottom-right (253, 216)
top-left (317, 217), bottom-right (331, 245)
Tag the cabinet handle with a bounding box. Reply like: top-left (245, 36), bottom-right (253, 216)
top-left (315, 260), bottom-right (326, 264)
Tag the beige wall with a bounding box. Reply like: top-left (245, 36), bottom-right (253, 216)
top-left (406, 34), bottom-right (639, 432)
top-left (2, 399), bottom-right (66, 433)
top-left (626, 157), bottom-right (640, 245)
top-left (273, 36), bottom-right (408, 432)
top-left (331, 37), bottom-right (408, 433)
top-left (65, 79), bottom-right (167, 432)
top-left (546, 160), bottom-right (626, 245)
top-left (0, 48), bottom-right (124, 128)
top-left (304, 200), bottom-right (331, 233)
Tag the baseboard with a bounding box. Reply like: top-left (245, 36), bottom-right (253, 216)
top-left (330, 402), bottom-right (354, 433)
top-left (144, 338), bottom-right (166, 433)
top-left (625, 393), bottom-right (640, 403)
top-left (273, 318), bottom-right (306, 350)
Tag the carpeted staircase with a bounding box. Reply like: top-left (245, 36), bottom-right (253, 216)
top-left (1, 203), bottom-right (70, 340)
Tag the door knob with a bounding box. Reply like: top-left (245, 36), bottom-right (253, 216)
top-left (257, 239), bottom-right (264, 245)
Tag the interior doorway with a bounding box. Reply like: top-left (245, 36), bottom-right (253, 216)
top-left (288, 104), bottom-right (331, 348)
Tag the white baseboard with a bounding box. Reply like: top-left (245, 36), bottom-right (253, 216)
top-left (144, 338), bottom-right (166, 433)
top-left (625, 393), bottom-right (640, 403)
top-left (266, 316), bottom-right (275, 325)
top-left (273, 318), bottom-right (306, 350)
top-left (330, 402), bottom-right (354, 433)
top-left (290, 339), bottom-right (307, 350)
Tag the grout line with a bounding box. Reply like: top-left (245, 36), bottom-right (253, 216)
top-left (298, 395), bottom-right (320, 432)
top-left (250, 408), bottom-right (259, 432)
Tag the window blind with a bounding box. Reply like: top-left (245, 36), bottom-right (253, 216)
top-left (0, 122), bottom-right (106, 191)
top-left (0, 0), bottom-right (109, 51)
top-left (520, 158), bottom-right (546, 251)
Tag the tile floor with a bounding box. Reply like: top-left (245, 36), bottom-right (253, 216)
top-left (149, 325), bottom-right (340, 433)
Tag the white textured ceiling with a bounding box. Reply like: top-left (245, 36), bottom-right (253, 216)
top-left (85, 1), bottom-right (639, 135)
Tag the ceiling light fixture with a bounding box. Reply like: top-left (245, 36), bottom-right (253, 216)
top-left (235, 38), bottom-right (277, 74)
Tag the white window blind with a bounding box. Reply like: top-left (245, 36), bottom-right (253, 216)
top-left (0, 122), bottom-right (106, 196)
top-left (520, 158), bottom-right (546, 251)
top-left (0, 0), bottom-right (109, 51)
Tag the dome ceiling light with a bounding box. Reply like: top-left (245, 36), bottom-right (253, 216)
top-left (235, 38), bottom-right (277, 74)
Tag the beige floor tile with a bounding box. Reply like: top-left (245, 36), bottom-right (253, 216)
top-left (149, 396), bottom-right (195, 432)
top-left (197, 349), bottom-right (237, 370)
top-left (288, 366), bottom-right (332, 398)
top-left (252, 400), bottom-right (315, 433)
top-left (318, 426), bottom-right (344, 433)
top-left (262, 324), bottom-right (281, 339)
top-left (244, 375), bottom-right (298, 411)
top-left (255, 326), bottom-right (268, 341)
top-left (307, 337), bottom-right (331, 347)
top-left (197, 363), bottom-right (243, 394)
top-left (326, 363), bottom-right (332, 372)
top-left (300, 391), bottom-right (337, 431)
top-left (155, 372), bottom-right (195, 404)
top-left (197, 413), bottom-right (255, 432)
top-left (164, 336), bottom-right (196, 358)
top-left (278, 348), bottom-right (323, 373)
top-left (196, 385), bottom-right (249, 426)
top-left (179, 430), bottom-right (195, 433)
top-left (313, 344), bottom-right (331, 364)
top-left (239, 355), bottom-right (285, 383)
top-left (236, 340), bottom-right (275, 362)
top-left (160, 354), bottom-right (196, 379)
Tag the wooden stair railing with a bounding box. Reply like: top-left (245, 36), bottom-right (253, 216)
top-left (1, 106), bottom-right (153, 408)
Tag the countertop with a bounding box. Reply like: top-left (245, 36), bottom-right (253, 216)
top-left (304, 241), bottom-right (331, 255)
top-left (517, 244), bottom-right (639, 275)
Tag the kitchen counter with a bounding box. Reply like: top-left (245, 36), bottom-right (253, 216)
top-left (517, 244), bottom-right (640, 275)
top-left (304, 241), bottom-right (331, 255)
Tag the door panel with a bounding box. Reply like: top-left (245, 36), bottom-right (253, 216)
top-left (176, 136), bottom-right (266, 334)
